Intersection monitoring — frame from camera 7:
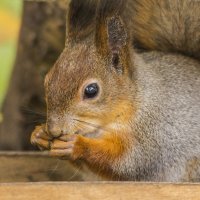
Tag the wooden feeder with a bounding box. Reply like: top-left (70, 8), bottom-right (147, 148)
top-left (1, 152), bottom-right (200, 200)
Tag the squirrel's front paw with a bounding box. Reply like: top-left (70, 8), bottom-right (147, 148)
top-left (49, 134), bottom-right (86, 160)
top-left (31, 125), bottom-right (53, 150)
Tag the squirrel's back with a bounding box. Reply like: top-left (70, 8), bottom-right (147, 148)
top-left (124, 0), bottom-right (200, 59)
top-left (77, 0), bottom-right (200, 59)
top-left (72, 0), bottom-right (200, 59)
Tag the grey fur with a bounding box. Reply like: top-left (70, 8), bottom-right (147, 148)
top-left (113, 52), bottom-right (200, 181)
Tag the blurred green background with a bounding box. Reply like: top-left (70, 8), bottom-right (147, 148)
top-left (0, 0), bottom-right (23, 113)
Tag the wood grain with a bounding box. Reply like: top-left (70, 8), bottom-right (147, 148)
top-left (0, 182), bottom-right (200, 200)
top-left (0, 152), bottom-right (83, 182)
top-left (0, 152), bottom-right (200, 199)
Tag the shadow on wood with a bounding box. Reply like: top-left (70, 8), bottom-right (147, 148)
top-left (0, 151), bottom-right (83, 182)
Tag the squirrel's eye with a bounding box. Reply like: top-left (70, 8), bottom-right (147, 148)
top-left (84, 83), bottom-right (99, 99)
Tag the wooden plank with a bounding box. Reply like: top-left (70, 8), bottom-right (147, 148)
top-left (0, 182), bottom-right (200, 200)
top-left (0, 152), bottom-right (83, 182)
top-left (0, 152), bottom-right (200, 199)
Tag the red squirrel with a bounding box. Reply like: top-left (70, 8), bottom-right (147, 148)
top-left (31, 0), bottom-right (200, 181)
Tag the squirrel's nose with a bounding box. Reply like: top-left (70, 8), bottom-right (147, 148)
top-left (47, 123), bottom-right (63, 138)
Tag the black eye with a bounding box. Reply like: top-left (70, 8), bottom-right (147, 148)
top-left (84, 83), bottom-right (99, 99)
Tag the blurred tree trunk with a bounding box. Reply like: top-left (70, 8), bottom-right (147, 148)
top-left (0, 0), bottom-right (69, 150)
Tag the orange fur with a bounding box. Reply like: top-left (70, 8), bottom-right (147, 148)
top-left (103, 100), bottom-right (136, 126)
top-left (72, 132), bottom-right (130, 178)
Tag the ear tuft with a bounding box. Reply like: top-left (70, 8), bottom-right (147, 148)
top-left (67, 0), bottom-right (98, 41)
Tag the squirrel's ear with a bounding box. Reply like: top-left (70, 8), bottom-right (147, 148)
top-left (67, 0), bottom-right (98, 41)
top-left (96, 16), bottom-right (131, 74)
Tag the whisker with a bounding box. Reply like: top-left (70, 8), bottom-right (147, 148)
top-left (73, 119), bottom-right (100, 129)
top-left (73, 122), bottom-right (87, 132)
top-left (47, 160), bottom-right (61, 177)
top-left (73, 118), bottom-right (109, 132)
top-left (20, 106), bottom-right (46, 117)
top-left (25, 120), bottom-right (46, 126)
top-left (19, 107), bottom-right (46, 126)
top-left (67, 165), bottom-right (82, 181)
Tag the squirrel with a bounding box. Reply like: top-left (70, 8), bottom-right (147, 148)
top-left (31, 0), bottom-right (200, 181)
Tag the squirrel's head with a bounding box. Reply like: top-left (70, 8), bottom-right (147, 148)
top-left (44, 2), bottom-right (136, 138)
